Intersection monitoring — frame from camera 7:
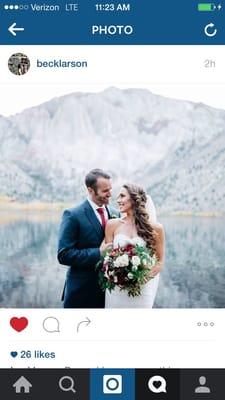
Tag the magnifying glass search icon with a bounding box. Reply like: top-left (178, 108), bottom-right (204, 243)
top-left (59, 376), bottom-right (76, 394)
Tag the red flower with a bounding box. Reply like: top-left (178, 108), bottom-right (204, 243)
top-left (124, 244), bottom-right (136, 256)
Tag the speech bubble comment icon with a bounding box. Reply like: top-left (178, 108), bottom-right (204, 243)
top-left (43, 317), bottom-right (60, 333)
top-left (148, 375), bottom-right (167, 393)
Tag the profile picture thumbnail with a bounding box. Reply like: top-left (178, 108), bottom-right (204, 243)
top-left (8, 53), bottom-right (30, 75)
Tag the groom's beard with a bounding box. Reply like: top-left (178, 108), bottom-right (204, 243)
top-left (99, 197), bottom-right (110, 206)
top-left (95, 195), bottom-right (111, 206)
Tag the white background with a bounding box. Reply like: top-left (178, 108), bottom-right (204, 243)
top-left (0, 46), bottom-right (225, 115)
top-left (2, 309), bottom-right (225, 368)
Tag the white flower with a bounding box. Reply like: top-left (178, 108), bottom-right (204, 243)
top-left (132, 265), bottom-right (138, 272)
top-left (148, 255), bottom-right (157, 266)
top-left (114, 276), bottom-right (118, 283)
top-left (132, 255), bottom-right (141, 267)
top-left (104, 255), bottom-right (110, 262)
top-left (114, 254), bottom-right (129, 268)
top-left (111, 214), bottom-right (118, 219)
top-left (127, 272), bottom-right (134, 280)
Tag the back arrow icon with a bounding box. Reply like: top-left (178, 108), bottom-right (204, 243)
top-left (8, 22), bottom-right (25, 36)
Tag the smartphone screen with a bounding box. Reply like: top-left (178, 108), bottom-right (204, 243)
top-left (0, 1), bottom-right (225, 399)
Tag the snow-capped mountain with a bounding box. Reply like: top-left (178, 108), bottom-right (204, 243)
top-left (0, 88), bottom-right (224, 212)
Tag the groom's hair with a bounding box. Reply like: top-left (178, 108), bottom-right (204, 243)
top-left (85, 168), bottom-right (111, 192)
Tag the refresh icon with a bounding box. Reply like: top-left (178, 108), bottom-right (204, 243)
top-left (204, 22), bottom-right (217, 37)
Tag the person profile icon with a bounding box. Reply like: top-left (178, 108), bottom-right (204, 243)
top-left (195, 376), bottom-right (211, 393)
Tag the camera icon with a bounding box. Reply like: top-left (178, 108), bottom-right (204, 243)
top-left (103, 375), bottom-right (123, 394)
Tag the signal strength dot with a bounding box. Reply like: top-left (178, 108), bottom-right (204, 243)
top-left (4, 4), bottom-right (19, 10)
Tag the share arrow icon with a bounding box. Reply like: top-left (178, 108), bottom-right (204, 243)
top-left (76, 317), bottom-right (91, 333)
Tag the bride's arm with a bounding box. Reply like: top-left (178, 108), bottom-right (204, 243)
top-left (150, 223), bottom-right (165, 277)
top-left (99, 221), bottom-right (115, 255)
top-left (105, 219), bottom-right (120, 243)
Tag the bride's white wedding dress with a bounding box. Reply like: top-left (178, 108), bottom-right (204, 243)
top-left (105, 233), bottom-right (159, 308)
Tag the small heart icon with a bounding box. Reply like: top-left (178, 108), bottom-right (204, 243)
top-left (10, 317), bottom-right (28, 332)
top-left (153, 381), bottom-right (162, 389)
top-left (10, 351), bottom-right (18, 358)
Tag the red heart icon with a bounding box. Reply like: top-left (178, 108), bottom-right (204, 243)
top-left (10, 317), bottom-right (28, 332)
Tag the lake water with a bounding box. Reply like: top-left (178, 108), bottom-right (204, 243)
top-left (0, 212), bottom-right (225, 308)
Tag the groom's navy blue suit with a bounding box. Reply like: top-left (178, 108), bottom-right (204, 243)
top-left (58, 199), bottom-right (116, 308)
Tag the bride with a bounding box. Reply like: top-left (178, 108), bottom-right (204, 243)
top-left (104, 183), bottom-right (165, 308)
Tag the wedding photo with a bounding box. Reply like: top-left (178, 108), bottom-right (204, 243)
top-left (0, 86), bottom-right (225, 308)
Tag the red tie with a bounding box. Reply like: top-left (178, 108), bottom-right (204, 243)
top-left (97, 207), bottom-right (107, 229)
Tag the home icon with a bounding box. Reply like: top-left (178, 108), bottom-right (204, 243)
top-left (13, 376), bottom-right (32, 394)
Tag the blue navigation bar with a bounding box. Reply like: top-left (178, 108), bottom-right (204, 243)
top-left (0, 0), bottom-right (224, 44)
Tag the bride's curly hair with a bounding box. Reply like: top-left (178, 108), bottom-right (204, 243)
top-left (123, 183), bottom-right (157, 251)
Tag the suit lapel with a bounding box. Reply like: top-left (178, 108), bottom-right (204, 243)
top-left (84, 200), bottom-right (103, 238)
top-left (106, 205), bottom-right (120, 219)
top-left (106, 206), bottom-right (111, 219)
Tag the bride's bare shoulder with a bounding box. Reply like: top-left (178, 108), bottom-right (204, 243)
top-left (152, 222), bottom-right (164, 235)
top-left (106, 218), bottom-right (123, 231)
top-left (106, 218), bottom-right (123, 228)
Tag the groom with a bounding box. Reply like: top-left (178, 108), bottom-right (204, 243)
top-left (57, 168), bottom-right (117, 308)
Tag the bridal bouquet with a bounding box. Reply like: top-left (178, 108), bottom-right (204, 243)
top-left (96, 244), bottom-right (158, 297)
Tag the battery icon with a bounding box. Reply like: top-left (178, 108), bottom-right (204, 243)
top-left (198, 3), bottom-right (216, 11)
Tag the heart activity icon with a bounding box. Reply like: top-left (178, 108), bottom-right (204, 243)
top-left (148, 375), bottom-right (167, 393)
